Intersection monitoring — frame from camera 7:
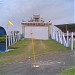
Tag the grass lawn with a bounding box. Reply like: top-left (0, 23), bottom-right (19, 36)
top-left (59, 67), bottom-right (75, 75)
top-left (0, 39), bottom-right (69, 67)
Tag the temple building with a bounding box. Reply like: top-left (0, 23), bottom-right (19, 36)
top-left (21, 14), bottom-right (52, 40)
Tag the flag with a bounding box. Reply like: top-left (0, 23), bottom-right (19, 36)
top-left (8, 20), bottom-right (14, 26)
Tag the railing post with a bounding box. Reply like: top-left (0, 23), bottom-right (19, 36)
top-left (10, 35), bottom-right (12, 45)
top-left (67, 31), bottom-right (69, 47)
top-left (71, 32), bottom-right (73, 50)
top-left (8, 35), bottom-right (10, 46)
top-left (6, 35), bottom-right (8, 51)
top-left (56, 31), bottom-right (58, 42)
top-left (13, 31), bottom-right (15, 44)
top-left (60, 32), bottom-right (63, 44)
top-left (63, 33), bottom-right (67, 47)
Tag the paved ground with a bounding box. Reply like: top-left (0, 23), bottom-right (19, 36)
top-left (0, 50), bottom-right (75, 75)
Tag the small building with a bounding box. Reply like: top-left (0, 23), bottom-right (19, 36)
top-left (21, 15), bottom-right (51, 40)
top-left (55, 23), bottom-right (75, 33)
top-left (55, 23), bottom-right (75, 37)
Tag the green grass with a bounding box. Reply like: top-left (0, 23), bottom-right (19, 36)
top-left (59, 67), bottom-right (75, 75)
top-left (0, 36), bottom-right (6, 43)
top-left (0, 39), bottom-right (69, 67)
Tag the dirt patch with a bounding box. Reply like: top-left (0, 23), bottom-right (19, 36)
top-left (27, 42), bottom-right (32, 50)
top-left (40, 40), bottom-right (47, 49)
top-left (0, 51), bottom-right (74, 75)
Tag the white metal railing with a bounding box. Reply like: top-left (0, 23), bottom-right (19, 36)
top-left (7, 34), bottom-right (22, 46)
top-left (5, 32), bottom-right (22, 52)
top-left (51, 25), bottom-right (74, 50)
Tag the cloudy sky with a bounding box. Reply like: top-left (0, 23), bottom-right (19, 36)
top-left (0, 0), bottom-right (74, 32)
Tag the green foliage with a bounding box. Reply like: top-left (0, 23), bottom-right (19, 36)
top-left (0, 36), bottom-right (6, 43)
top-left (59, 67), bottom-right (75, 75)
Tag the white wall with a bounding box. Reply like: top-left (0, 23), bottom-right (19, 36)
top-left (25, 26), bottom-right (48, 40)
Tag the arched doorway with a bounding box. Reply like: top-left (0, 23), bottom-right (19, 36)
top-left (0, 26), bottom-right (7, 52)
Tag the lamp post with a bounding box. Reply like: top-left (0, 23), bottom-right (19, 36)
top-left (30, 29), bottom-right (39, 68)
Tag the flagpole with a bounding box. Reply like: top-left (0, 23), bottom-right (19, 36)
top-left (30, 30), bottom-right (36, 65)
top-left (30, 29), bottom-right (39, 68)
top-left (8, 20), bottom-right (14, 44)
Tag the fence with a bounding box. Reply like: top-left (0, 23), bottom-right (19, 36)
top-left (5, 32), bottom-right (22, 52)
top-left (7, 34), bottom-right (22, 46)
top-left (51, 25), bottom-right (74, 50)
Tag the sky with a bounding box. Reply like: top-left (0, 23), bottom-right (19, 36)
top-left (0, 0), bottom-right (74, 32)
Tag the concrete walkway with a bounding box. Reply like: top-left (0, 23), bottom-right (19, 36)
top-left (0, 50), bottom-right (75, 75)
